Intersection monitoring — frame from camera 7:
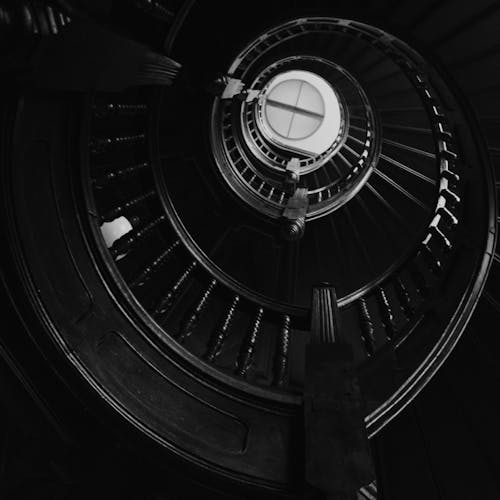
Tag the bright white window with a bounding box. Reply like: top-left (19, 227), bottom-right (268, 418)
top-left (259, 70), bottom-right (342, 156)
top-left (101, 216), bottom-right (132, 248)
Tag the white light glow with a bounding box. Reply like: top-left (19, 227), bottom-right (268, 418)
top-left (100, 216), bottom-right (132, 248)
top-left (259, 70), bottom-right (342, 156)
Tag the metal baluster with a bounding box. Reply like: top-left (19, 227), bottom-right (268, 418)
top-left (93, 161), bottom-right (150, 188)
top-left (395, 277), bottom-right (414, 320)
top-left (376, 287), bottom-right (396, 340)
top-left (92, 103), bottom-right (148, 118)
top-left (177, 279), bottom-right (217, 343)
top-left (273, 315), bottom-right (291, 388)
top-left (109, 214), bottom-right (166, 258)
top-left (90, 134), bottom-right (145, 154)
top-left (130, 240), bottom-right (179, 289)
top-left (358, 298), bottom-right (375, 356)
top-left (235, 307), bottom-right (264, 377)
top-left (204, 295), bottom-right (240, 362)
top-left (100, 190), bottom-right (155, 223)
top-left (153, 261), bottom-right (197, 317)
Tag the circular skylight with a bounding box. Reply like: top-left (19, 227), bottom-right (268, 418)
top-left (258, 70), bottom-right (343, 156)
top-left (265, 79), bottom-right (325, 139)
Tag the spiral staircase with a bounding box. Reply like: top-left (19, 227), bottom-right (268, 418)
top-left (1, 1), bottom-right (500, 499)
